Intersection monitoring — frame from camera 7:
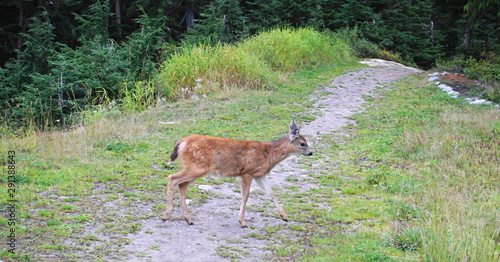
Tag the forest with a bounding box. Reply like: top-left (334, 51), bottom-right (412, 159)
top-left (0, 0), bottom-right (499, 129)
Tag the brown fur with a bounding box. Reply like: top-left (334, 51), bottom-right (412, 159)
top-left (162, 120), bottom-right (312, 227)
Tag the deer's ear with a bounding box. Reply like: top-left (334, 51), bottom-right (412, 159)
top-left (289, 120), bottom-right (301, 142)
top-left (290, 119), bottom-right (297, 131)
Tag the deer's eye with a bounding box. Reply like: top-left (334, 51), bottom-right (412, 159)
top-left (300, 143), bottom-right (306, 147)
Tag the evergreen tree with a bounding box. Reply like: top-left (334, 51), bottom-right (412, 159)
top-left (183, 0), bottom-right (247, 44)
top-left (1, 11), bottom-right (59, 127)
top-left (120, 7), bottom-right (169, 80)
top-left (245, 0), bottom-right (289, 34)
top-left (51, 0), bottom-right (129, 109)
top-left (363, 0), bottom-right (441, 66)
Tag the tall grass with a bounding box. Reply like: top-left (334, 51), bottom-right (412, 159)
top-left (120, 80), bottom-right (158, 112)
top-left (158, 28), bottom-right (351, 99)
top-left (240, 28), bottom-right (350, 71)
top-left (158, 44), bottom-right (276, 99)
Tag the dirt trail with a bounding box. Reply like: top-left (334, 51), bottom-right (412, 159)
top-left (120, 59), bottom-right (423, 262)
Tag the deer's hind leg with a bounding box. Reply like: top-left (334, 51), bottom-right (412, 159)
top-left (163, 168), bottom-right (206, 223)
top-left (163, 171), bottom-right (182, 221)
top-left (178, 181), bottom-right (193, 225)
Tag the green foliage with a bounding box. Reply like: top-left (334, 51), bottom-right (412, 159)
top-left (120, 7), bottom-right (169, 80)
top-left (436, 53), bottom-right (500, 102)
top-left (158, 43), bottom-right (276, 99)
top-left (463, 54), bottom-right (500, 102)
top-left (0, 1), bottom-right (169, 130)
top-left (183, 0), bottom-right (247, 44)
top-left (240, 28), bottom-right (351, 72)
top-left (0, 12), bottom-right (59, 128)
top-left (333, 27), bottom-right (405, 64)
top-left (73, 0), bottom-right (111, 44)
top-left (119, 80), bottom-right (158, 113)
top-left (365, 0), bottom-right (441, 66)
top-left (158, 28), bottom-right (351, 99)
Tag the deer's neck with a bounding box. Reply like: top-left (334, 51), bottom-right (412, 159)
top-left (267, 137), bottom-right (295, 167)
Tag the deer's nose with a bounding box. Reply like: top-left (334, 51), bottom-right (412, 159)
top-left (305, 151), bottom-right (313, 156)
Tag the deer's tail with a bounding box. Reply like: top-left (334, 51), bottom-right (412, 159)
top-left (170, 141), bottom-right (181, 162)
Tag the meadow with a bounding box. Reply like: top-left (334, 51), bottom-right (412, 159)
top-left (1, 28), bottom-right (499, 261)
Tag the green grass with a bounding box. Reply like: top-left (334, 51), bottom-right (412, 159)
top-left (157, 27), bottom-right (351, 99)
top-left (240, 27), bottom-right (350, 72)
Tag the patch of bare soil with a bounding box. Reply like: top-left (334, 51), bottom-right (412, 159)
top-left (112, 59), bottom-right (423, 262)
top-left (436, 72), bottom-right (482, 97)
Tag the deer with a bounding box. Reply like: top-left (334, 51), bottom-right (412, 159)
top-left (162, 119), bottom-right (313, 228)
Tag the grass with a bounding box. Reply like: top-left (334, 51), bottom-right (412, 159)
top-left (157, 28), bottom-right (351, 99)
top-left (373, 78), bottom-right (499, 261)
top-left (240, 28), bottom-right (350, 72)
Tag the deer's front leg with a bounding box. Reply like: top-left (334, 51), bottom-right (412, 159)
top-left (254, 176), bottom-right (288, 222)
top-left (238, 174), bottom-right (253, 228)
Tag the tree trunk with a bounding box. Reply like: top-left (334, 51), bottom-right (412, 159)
top-left (463, 22), bottom-right (471, 46)
top-left (185, 0), bottom-right (195, 29)
top-left (17, 7), bottom-right (24, 60)
top-left (115, 0), bottom-right (122, 39)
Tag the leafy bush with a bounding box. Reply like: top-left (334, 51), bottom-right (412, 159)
top-left (464, 53), bottom-right (500, 102)
top-left (436, 54), bottom-right (500, 103)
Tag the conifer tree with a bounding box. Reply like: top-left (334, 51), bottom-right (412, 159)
top-left (1, 11), bottom-right (59, 127)
top-left (183, 0), bottom-right (246, 44)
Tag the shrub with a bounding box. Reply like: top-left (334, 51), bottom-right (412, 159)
top-left (435, 54), bottom-right (500, 103)
top-left (464, 53), bottom-right (500, 102)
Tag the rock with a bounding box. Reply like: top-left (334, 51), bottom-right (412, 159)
top-left (428, 76), bottom-right (439, 81)
top-left (198, 185), bottom-right (215, 191)
top-left (470, 99), bottom-right (487, 104)
top-left (437, 84), bottom-right (453, 92)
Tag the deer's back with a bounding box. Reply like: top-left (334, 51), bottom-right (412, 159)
top-left (177, 135), bottom-right (272, 177)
